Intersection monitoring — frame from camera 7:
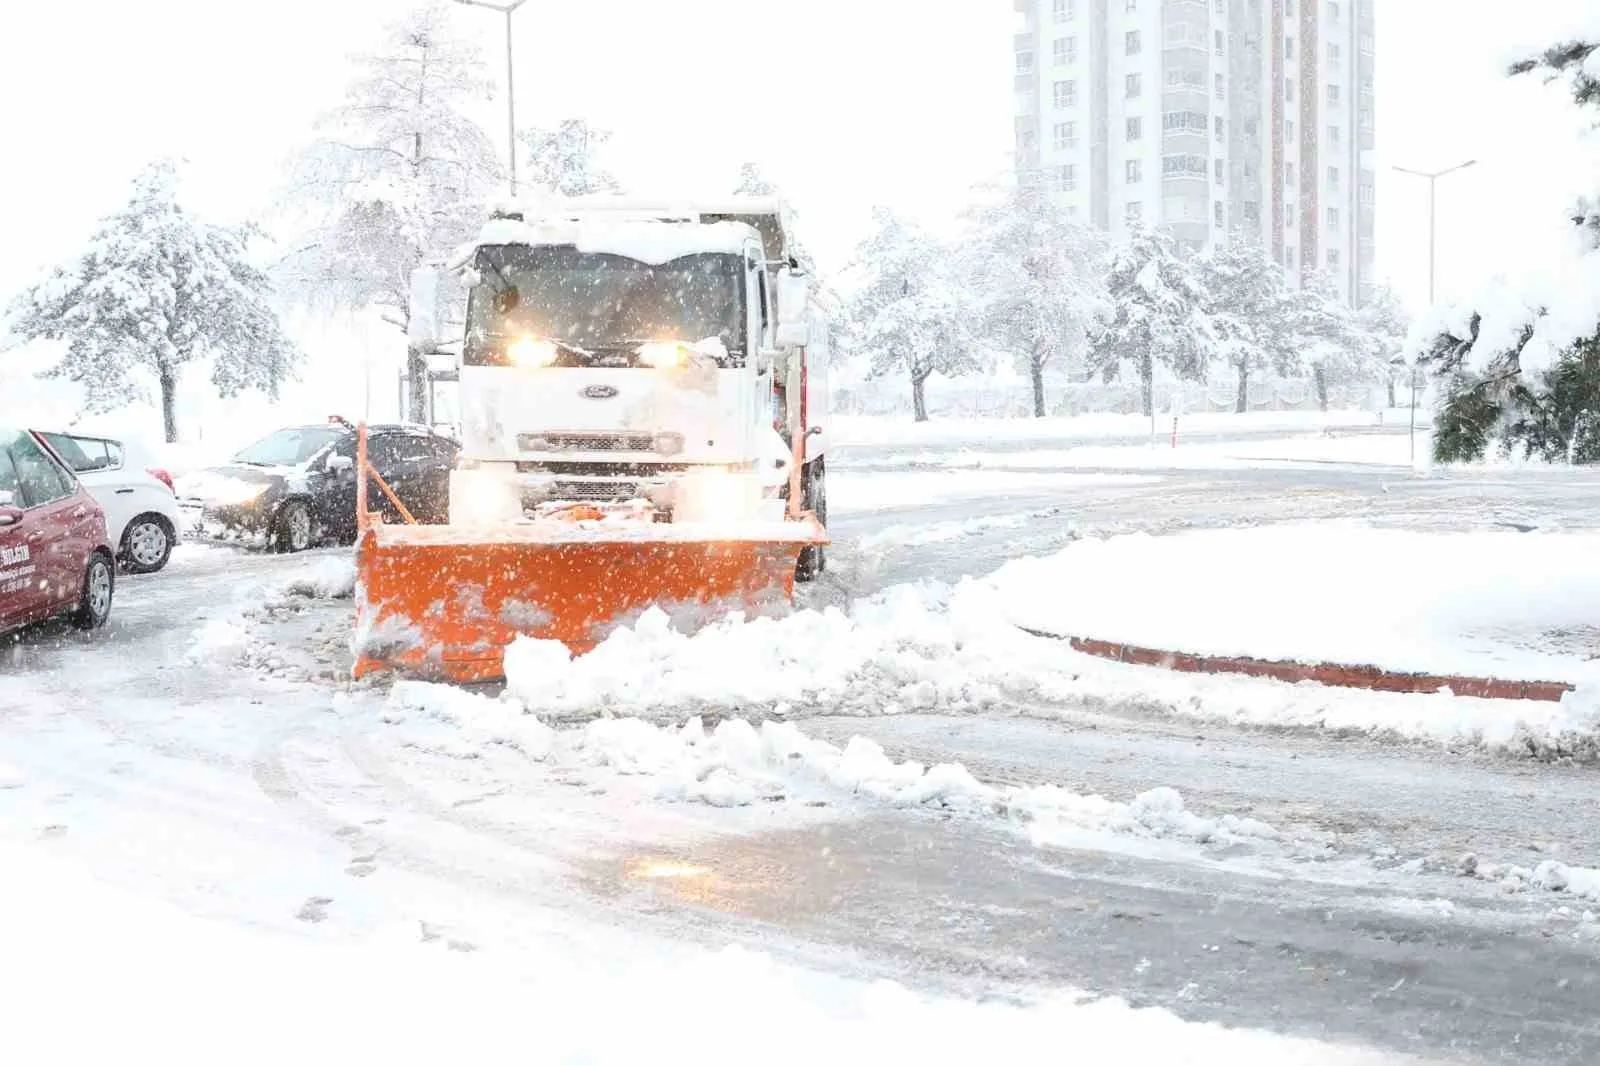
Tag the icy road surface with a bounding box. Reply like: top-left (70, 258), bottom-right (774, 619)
top-left (4, 423), bottom-right (1600, 1064)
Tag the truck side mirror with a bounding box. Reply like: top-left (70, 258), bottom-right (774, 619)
top-left (325, 453), bottom-right (355, 475)
top-left (774, 268), bottom-right (811, 348)
top-left (407, 265), bottom-right (442, 352)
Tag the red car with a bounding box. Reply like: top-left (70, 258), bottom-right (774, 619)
top-left (0, 427), bottom-right (116, 636)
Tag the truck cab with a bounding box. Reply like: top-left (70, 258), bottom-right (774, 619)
top-left (414, 197), bottom-right (828, 555)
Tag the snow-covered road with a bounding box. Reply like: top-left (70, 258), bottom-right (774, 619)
top-left (4, 419), bottom-right (1600, 1064)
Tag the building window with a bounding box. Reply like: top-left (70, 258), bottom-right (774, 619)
top-left (1215, 73), bottom-right (1224, 99)
top-left (1327, 165), bottom-right (1340, 187)
top-left (1359, 105), bottom-right (1373, 128)
top-left (1328, 42), bottom-right (1341, 62)
top-left (1126, 201), bottom-right (1143, 222)
top-left (1054, 80), bottom-right (1077, 108)
top-left (1327, 248), bottom-right (1341, 268)
top-left (1126, 116), bottom-right (1143, 141)
top-left (1285, 162), bottom-right (1295, 186)
top-left (1359, 179), bottom-right (1375, 204)
top-left (1243, 202), bottom-right (1259, 224)
top-left (1053, 37), bottom-right (1074, 64)
top-left (1328, 124), bottom-right (1341, 144)
top-left (1285, 119), bottom-right (1294, 141)
top-left (1285, 78), bottom-right (1294, 101)
top-left (1215, 29), bottom-right (1224, 55)
top-left (1215, 115), bottom-right (1224, 140)
top-left (1285, 0), bottom-right (1294, 14)
top-left (1125, 0), bottom-right (1137, 11)
top-left (1215, 0), bottom-right (1224, 11)
top-left (1215, 158), bottom-right (1224, 184)
top-left (1162, 154), bottom-right (1207, 176)
top-left (1327, 84), bottom-right (1341, 105)
top-left (1244, 118), bottom-right (1258, 136)
top-left (1326, 206), bottom-right (1339, 226)
top-left (1053, 0), bottom-right (1074, 20)
top-left (1285, 36), bottom-right (1294, 60)
top-left (1126, 159), bottom-right (1143, 183)
top-left (1126, 30), bottom-right (1141, 55)
top-left (1057, 164), bottom-right (1077, 191)
top-left (1053, 121), bottom-right (1077, 150)
top-left (1360, 30), bottom-right (1374, 53)
top-left (1329, 1), bottom-right (1340, 17)
top-left (1215, 202), bottom-right (1225, 227)
top-left (1284, 246), bottom-right (1295, 269)
top-left (1163, 110), bottom-right (1207, 132)
top-left (1126, 72), bottom-right (1142, 97)
top-left (1016, 49), bottom-right (1034, 74)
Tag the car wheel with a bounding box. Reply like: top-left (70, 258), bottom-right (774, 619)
top-left (275, 500), bottom-right (313, 553)
top-left (122, 514), bottom-right (175, 574)
top-left (71, 552), bottom-right (114, 630)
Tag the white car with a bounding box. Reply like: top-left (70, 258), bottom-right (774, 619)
top-left (35, 430), bottom-right (182, 574)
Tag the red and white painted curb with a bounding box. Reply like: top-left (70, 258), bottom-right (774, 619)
top-left (1018, 628), bottom-right (1576, 703)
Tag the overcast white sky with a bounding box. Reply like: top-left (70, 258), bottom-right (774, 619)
top-left (1, 1), bottom-right (1596, 323)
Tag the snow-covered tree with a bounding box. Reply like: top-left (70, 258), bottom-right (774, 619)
top-left (733, 162), bottom-right (776, 197)
top-left (963, 179), bottom-right (1107, 417)
top-left (1417, 34), bottom-right (1600, 462)
top-left (730, 161), bottom-right (816, 276)
top-left (1199, 237), bottom-right (1297, 413)
top-left (522, 119), bottom-right (620, 198)
top-left (275, 1), bottom-right (501, 420)
top-left (6, 161), bottom-right (297, 443)
top-left (845, 208), bottom-right (978, 422)
top-left (1086, 226), bottom-right (1216, 416)
top-left (1349, 282), bottom-right (1409, 408)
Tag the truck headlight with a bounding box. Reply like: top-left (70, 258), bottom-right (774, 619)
top-left (508, 336), bottom-right (559, 367)
top-left (636, 341), bottom-right (686, 369)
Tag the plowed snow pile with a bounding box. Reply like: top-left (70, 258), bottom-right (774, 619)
top-left (486, 523), bottom-right (1600, 756)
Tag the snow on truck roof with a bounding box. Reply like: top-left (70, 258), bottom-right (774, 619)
top-left (446, 194), bottom-right (792, 271)
top-left (455, 216), bottom-right (760, 269)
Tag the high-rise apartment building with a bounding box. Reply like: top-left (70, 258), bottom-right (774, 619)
top-left (1013, 0), bottom-right (1375, 305)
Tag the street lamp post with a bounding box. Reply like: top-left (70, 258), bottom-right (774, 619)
top-left (455, 0), bottom-right (531, 196)
top-left (1392, 158), bottom-right (1478, 465)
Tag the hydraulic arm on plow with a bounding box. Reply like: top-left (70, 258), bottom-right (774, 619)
top-left (351, 196), bottom-right (830, 683)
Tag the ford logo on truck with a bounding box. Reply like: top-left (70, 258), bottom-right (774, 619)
top-left (581, 384), bottom-right (619, 400)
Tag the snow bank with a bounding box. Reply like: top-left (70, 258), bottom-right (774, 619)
top-left (189, 553), bottom-right (356, 666)
top-left (475, 523), bottom-right (1600, 758)
top-left (0, 841), bottom-right (1411, 1066)
top-left (389, 683), bottom-right (1295, 852)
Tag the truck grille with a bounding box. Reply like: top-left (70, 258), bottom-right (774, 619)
top-left (521, 432), bottom-right (655, 452)
top-left (551, 480), bottom-right (638, 500)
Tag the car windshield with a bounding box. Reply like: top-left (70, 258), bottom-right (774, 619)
top-left (231, 426), bottom-right (344, 467)
top-left (463, 245), bottom-right (745, 366)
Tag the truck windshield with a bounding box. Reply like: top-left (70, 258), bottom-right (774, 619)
top-left (463, 245), bottom-right (745, 367)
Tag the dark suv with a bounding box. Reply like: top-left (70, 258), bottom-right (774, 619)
top-left (176, 421), bottom-right (460, 552)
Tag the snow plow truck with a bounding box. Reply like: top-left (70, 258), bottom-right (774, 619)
top-left (351, 195), bottom-right (830, 683)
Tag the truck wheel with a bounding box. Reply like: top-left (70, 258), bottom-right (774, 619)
top-left (274, 500), bottom-right (314, 553)
top-left (795, 461), bottom-right (827, 582)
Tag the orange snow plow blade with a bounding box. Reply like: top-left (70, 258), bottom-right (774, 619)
top-left (351, 516), bottom-right (827, 684)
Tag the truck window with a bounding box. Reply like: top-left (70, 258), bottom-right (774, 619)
top-left (757, 268), bottom-right (770, 336)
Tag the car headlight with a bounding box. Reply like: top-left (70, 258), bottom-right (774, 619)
top-left (211, 480), bottom-right (270, 506)
top-left (636, 341), bottom-right (687, 369)
top-left (508, 336), bottom-right (560, 367)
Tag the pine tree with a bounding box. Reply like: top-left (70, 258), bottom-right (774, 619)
top-left (1086, 226), bottom-right (1216, 416)
top-left (275, 1), bottom-right (502, 421)
top-left (6, 161), bottom-right (298, 443)
top-left (1419, 34), bottom-right (1600, 462)
top-left (844, 209), bottom-right (978, 422)
top-left (964, 178), bottom-right (1107, 417)
top-left (521, 118), bottom-right (621, 197)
